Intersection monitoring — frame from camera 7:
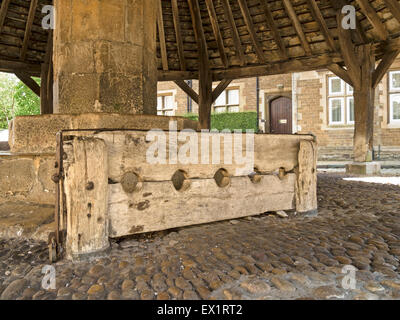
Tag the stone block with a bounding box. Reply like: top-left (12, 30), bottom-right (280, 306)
top-left (346, 162), bottom-right (381, 175)
top-left (9, 113), bottom-right (200, 153)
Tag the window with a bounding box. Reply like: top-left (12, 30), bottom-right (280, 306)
top-left (389, 71), bottom-right (400, 123)
top-left (213, 88), bottom-right (240, 113)
top-left (327, 76), bottom-right (354, 125)
top-left (157, 94), bottom-right (175, 116)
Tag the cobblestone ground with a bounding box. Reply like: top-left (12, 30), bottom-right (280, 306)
top-left (1, 174), bottom-right (400, 300)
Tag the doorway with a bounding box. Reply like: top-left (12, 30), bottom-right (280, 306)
top-left (269, 96), bottom-right (292, 134)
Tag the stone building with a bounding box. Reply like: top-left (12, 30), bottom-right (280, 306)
top-left (158, 56), bottom-right (400, 161)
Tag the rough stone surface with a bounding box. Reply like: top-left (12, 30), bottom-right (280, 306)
top-left (0, 174), bottom-right (400, 300)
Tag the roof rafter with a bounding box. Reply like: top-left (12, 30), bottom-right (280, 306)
top-left (258, 0), bottom-right (288, 60)
top-left (0, 0), bottom-right (11, 34)
top-left (221, 0), bottom-right (246, 67)
top-left (205, 0), bottom-right (228, 68)
top-left (171, 0), bottom-right (186, 71)
top-left (282, 0), bottom-right (312, 56)
top-left (20, 0), bottom-right (38, 61)
top-left (157, 0), bottom-right (168, 71)
top-left (306, 0), bottom-right (336, 52)
top-left (356, 0), bottom-right (389, 41)
top-left (238, 0), bottom-right (267, 63)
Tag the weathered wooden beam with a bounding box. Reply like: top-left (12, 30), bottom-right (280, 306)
top-left (327, 64), bottom-right (353, 87)
top-left (329, 0), bottom-right (368, 45)
top-left (258, 0), bottom-right (288, 59)
top-left (334, 6), bottom-right (360, 88)
top-left (212, 53), bottom-right (342, 81)
top-left (15, 71), bottom-right (40, 96)
top-left (383, 0), bottom-right (400, 23)
top-left (0, 59), bottom-right (41, 76)
top-left (221, 0), bottom-right (246, 66)
top-left (41, 30), bottom-right (53, 114)
top-left (158, 70), bottom-right (198, 81)
top-left (353, 44), bottom-right (375, 162)
top-left (372, 49), bottom-right (400, 88)
top-left (238, 0), bottom-right (267, 63)
top-left (171, 0), bottom-right (186, 71)
top-left (356, 0), bottom-right (388, 41)
top-left (188, 0), bottom-right (212, 129)
top-left (157, 0), bottom-right (168, 71)
top-left (212, 79), bottom-right (232, 104)
top-left (282, 0), bottom-right (312, 56)
top-left (20, 0), bottom-right (38, 61)
top-left (306, 0), bottom-right (336, 52)
top-left (205, 0), bottom-right (228, 68)
top-left (0, 0), bottom-right (11, 34)
top-left (174, 80), bottom-right (199, 104)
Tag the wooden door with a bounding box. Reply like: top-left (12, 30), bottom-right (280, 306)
top-left (270, 97), bottom-right (292, 134)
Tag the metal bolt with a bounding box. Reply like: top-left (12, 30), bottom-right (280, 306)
top-left (51, 174), bottom-right (60, 183)
top-left (86, 181), bottom-right (95, 191)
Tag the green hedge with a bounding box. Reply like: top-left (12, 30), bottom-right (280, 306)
top-left (184, 112), bottom-right (257, 132)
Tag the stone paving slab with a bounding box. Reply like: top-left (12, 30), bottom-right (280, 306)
top-left (0, 174), bottom-right (399, 300)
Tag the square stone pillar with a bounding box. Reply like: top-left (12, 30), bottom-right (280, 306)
top-left (53, 0), bottom-right (157, 115)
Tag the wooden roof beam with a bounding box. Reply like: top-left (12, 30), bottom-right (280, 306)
top-left (383, 0), bottom-right (400, 24)
top-left (238, 0), bottom-right (267, 64)
top-left (356, 0), bottom-right (389, 41)
top-left (174, 80), bottom-right (199, 104)
top-left (212, 53), bottom-right (342, 81)
top-left (221, 0), bottom-right (246, 67)
top-left (258, 0), bottom-right (288, 60)
top-left (157, 0), bottom-right (168, 71)
top-left (372, 49), bottom-right (400, 88)
top-left (306, 0), bottom-right (336, 52)
top-left (212, 79), bottom-right (232, 104)
top-left (15, 71), bottom-right (40, 96)
top-left (0, 59), bottom-right (41, 76)
top-left (282, 0), bottom-right (312, 56)
top-left (205, 0), bottom-right (228, 68)
top-left (0, 0), bottom-right (11, 34)
top-left (20, 0), bottom-right (38, 61)
top-left (171, 0), bottom-right (186, 71)
top-left (327, 64), bottom-right (354, 86)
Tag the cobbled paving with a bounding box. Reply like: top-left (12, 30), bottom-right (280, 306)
top-left (0, 174), bottom-right (400, 300)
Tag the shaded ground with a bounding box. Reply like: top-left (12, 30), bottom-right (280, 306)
top-left (0, 174), bottom-right (399, 300)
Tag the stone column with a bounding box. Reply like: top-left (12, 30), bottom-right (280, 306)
top-left (53, 0), bottom-right (157, 115)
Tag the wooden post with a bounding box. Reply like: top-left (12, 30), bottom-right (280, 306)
top-left (353, 45), bottom-right (375, 162)
top-left (41, 30), bottom-right (53, 114)
top-left (64, 137), bottom-right (110, 260)
top-left (40, 63), bottom-right (49, 114)
top-left (296, 139), bottom-right (318, 215)
top-left (198, 63), bottom-right (213, 129)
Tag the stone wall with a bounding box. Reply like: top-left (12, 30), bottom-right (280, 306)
top-left (0, 153), bottom-right (55, 205)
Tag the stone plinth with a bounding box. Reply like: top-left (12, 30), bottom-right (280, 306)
top-left (346, 162), bottom-right (381, 175)
top-left (9, 113), bottom-right (200, 153)
top-left (53, 0), bottom-right (157, 114)
top-left (0, 152), bottom-right (55, 205)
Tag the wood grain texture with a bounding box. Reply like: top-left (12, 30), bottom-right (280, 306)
top-left (64, 137), bottom-right (110, 259)
top-left (108, 173), bottom-right (296, 237)
top-left (296, 140), bottom-right (318, 214)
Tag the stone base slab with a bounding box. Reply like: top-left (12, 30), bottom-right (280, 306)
top-left (346, 162), bottom-right (381, 175)
top-left (0, 152), bottom-right (55, 205)
top-left (9, 113), bottom-right (200, 153)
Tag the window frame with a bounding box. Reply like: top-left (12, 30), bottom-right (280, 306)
top-left (329, 97), bottom-right (345, 125)
top-left (389, 92), bottom-right (400, 124)
top-left (213, 87), bottom-right (240, 113)
top-left (346, 96), bottom-right (355, 125)
top-left (157, 93), bottom-right (175, 116)
top-left (327, 75), bottom-right (354, 126)
top-left (388, 70), bottom-right (400, 124)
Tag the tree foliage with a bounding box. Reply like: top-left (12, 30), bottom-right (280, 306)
top-left (0, 73), bottom-right (41, 129)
